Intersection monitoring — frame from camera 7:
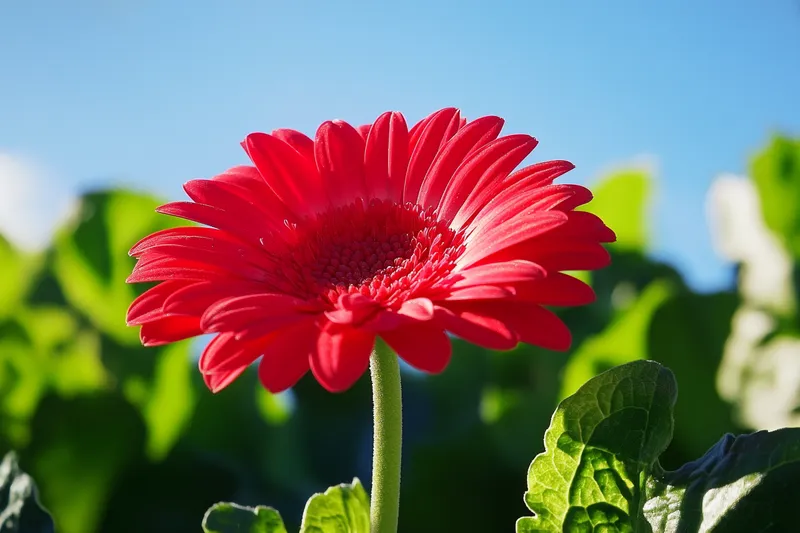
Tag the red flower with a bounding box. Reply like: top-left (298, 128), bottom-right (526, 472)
top-left (126, 108), bottom-right (615, 393)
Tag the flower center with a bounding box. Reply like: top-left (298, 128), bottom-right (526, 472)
top-left (275, 199), bottom-right (464, 306)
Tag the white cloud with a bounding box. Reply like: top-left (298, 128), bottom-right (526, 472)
top-left (0, 153), bottom-right (74, 251)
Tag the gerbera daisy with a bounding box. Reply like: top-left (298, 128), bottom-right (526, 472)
top-left (126, 108), bottom-right (615, 393)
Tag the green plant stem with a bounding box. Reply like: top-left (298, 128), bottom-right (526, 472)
top-left (369, 348), bottom-right (403, 533)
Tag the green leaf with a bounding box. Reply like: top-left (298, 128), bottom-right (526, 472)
top-left (202, 502), bottom-right (287, 533)
top-left (300, 478), bottom-right (370, 533)
top-left (0, 451), bottom-right (54, 533)
top-left (518, 360), bottom-right (800, 532)
top-left (645, 429), bottom-right (800, 532)
top-left (751, 135), bottom-right (800, 258)
top-left (583, 169), bottom-right (651, 252)
top-left (517, 360), bottom-right (676, 532)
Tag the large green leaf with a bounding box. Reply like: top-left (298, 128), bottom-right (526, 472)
top-left (583, 169), bottom-right (651, 252)
top-left (645, 429), bottom-right (800, 532)
top-left (202, 502), bottom-right (287, 533)
top-left (300, 479), bottom-right (370, 533)
top-left (751, 136), bottom-right (800, 258)
top-left (0, 451), bottom-right (54, 533)
top-left (518, 360), bottom-right (676, 532)
top-left (517, 360), bottom-right (800, 532)
top-left (51, 190), bottom-right (182, 345)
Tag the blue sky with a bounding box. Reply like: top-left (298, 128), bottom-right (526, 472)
top-left (1, 1), bottom-right (799, 291)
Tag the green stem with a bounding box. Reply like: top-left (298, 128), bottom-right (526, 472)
top-left (369, 348), bottom-right (403, 533)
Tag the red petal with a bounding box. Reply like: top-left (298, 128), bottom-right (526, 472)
top-left (127, 280), bottom-right (193, 325)
top-left (139, 315), bottom-right (202, 347)
top-left (203, 364), bottom-right (250, 393)
top-left (433, 304), bottom-right (517, 350)
top-left (364, 111), bottom-right (409, 202)
top-left (396, 297), bottom-right (435, 320)
top-left (200, 293), bottom-right (309, 333)
top-left (443, 134), bottom-right (538, 226)
top-left (243, 132), bottom-right (327, 213)
top-left (183, 178), bottom-right (291, 231)
top-left (162, 280), bottom-right (266, 316)
top-left (437, 285), bottom-right (514, 301)
top-left (458, 212), bottom-right (569, 268)
top-left (404, 108), bottom-right (460, 203)
top-left (512, 273), bottom-right (596, 306)
top-left (356, 124), bottom-right (372, 141)
top-left (416, 115), bottom-right (504, 209)
top-left (381, 323), bottom-right (452, 373)
top-left (325, 293), bottom-right (381, 325)
top-left (257, 319), bottom-right (318, 393)
top-left (505, 159), bottom-right (576, 188)
top-left (310, 321), bottom-right (375, 392)
top-left (271, 128), bottom-right (315, 162)
top-left (315, 120), bottom-right (368, 206)
top-left (468, 184), bottom-right (594, 237)
top-left (199, 332), bottom-right (273, 374)
top-left (155, 201), bottom-right (266, 245)
top-left (448, 260), bottom-right (546, 290)
top-left (456, 300), bottom-right (572, 351)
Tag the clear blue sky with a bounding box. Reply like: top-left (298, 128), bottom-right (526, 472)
top-left (1, 1), bottom-right (799, 291)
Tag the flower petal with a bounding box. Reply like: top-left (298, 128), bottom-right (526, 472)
top-left (201, 293), bottom-right (310, 333)
top-left (243, 132), bottom-right (327, 213)
top-left (455, 300), bottom-right (572, 351)
top-left (443, 134), bottom-right (538, 226)
top-left (127, 280), bottom-right (193, 325)
top-left (364, 111), bottom-right (409, 202)
top-left (448, 260), bottom-right (546, 290)
top-left (404, 108), bottom-right (461, 203)
top-left (417, 115), bottom-right (504, 209)
top-left (139, 315), bottom-right (202, 347)
top-left (381, 323), bottom-right (452, 373)
top-left (512, 272), bottom-right (596, 306)
top-left (271, 128), bottom-right (315, 162)
top-left (257, 319), bottom-right (318, 393)
top-left (315, 120), bottom-right (368, 206)
top-left (203, 364), bottom-right (250, 393)
top-left (199, 332), bottom-right (272, 374)
top-left (433, 304), bottom-right (517, 350)
top-left (310, 321), bottom-right (375, 392)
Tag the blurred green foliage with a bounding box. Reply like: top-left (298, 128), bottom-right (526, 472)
top-left (0, 135), bottom-right (798, 532)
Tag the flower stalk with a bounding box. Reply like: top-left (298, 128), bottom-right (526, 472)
top-left (369, 348), bottom-right (403, 533)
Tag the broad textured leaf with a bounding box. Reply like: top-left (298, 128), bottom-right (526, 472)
top-left (0, 452), bottom-right (54, 533)
top-left (582, 170), bottom-right (651, 252)
top-left (518, 360), bottom-right (800, 532)
top-left (300, 478), bottom-right (370, 533)
top-left (517, 360), bottom-right (676, 532)
top-left (751, 136), bottom-right (800, 258)
top-left (202, 502), bottom-right (287, 533)
top-left (645, 429), bottom-right (800, 532)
